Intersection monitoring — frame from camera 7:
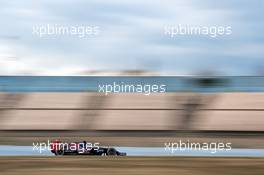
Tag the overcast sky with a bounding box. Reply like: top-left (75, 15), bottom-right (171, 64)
top-left (0, 0), bottom-right (263, 75)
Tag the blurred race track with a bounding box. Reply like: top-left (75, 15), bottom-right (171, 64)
top-left (1, 145), bottom-right (264, 157)
top-left (0, 157), bottom-right (263, 175)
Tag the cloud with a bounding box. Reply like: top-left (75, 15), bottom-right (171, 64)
top-left (0, 0), bottom-right (263, 75)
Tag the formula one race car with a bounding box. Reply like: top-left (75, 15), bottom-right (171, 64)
top-left (50, 140), bottom-right (126, 156)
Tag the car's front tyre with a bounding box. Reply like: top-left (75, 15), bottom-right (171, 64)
top-left (107, 148), bottom-right (117, 156)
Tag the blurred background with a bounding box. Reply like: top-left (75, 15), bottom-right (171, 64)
top-left (0, 75), bottom-right (263, 148)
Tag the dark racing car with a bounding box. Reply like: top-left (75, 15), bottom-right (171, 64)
top-left (50, 140), bottom-right (126, 156)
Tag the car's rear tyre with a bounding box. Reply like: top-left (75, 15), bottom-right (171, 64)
top-left (55, 149), bottom-right (64, 156)
top-left (107, 148), bottom-right (117, 156)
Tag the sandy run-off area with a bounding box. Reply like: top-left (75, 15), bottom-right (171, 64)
top-left (0, 156), bottom-right (263, 175)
